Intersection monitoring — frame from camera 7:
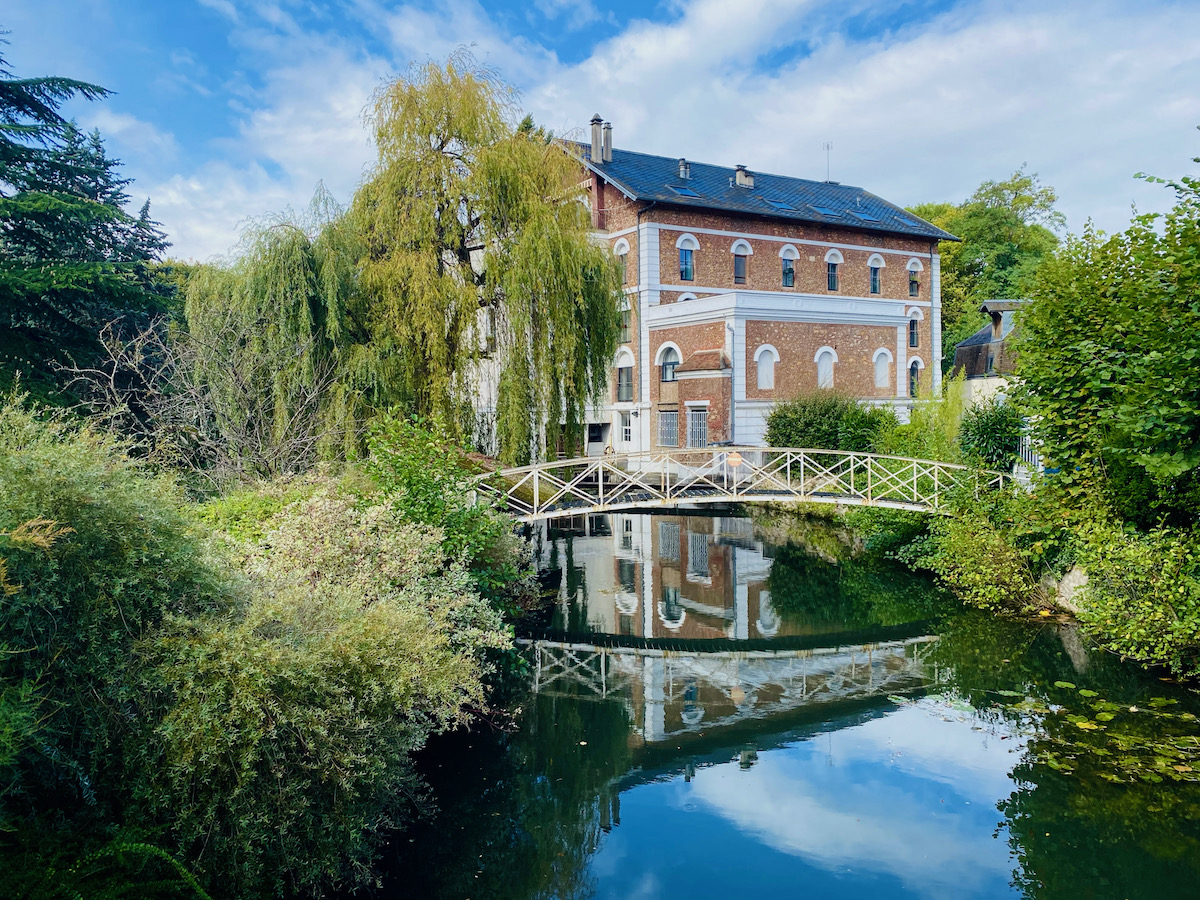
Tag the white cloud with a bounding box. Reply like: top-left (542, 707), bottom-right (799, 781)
top-left (84, 109), bottom-right (180, 160)
top-left (144, 0), bottom-right (1200, 259)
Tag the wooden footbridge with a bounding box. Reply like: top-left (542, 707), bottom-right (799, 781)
top-left (477, 447), bottom-right (1007, 523)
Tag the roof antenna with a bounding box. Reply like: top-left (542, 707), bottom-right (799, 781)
top-left (822, 141), bottom-right (833, 182)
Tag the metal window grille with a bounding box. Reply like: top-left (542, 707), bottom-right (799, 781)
top-left (658, 521), bottom-right (680, 561)
top-left (827, 262), bottom-right (839, 291)
top-left (870, 266), bottom-right (880, 294)
top-left (679, 248), bottom-right (694, 281)
top-left (620, 412), bottom-right (632, 443)
top-left (734, 254), bottom-right (747, 285)
top-left (617, 367), bottom-right (633, 402)
top-left (909, 271), bottom-right (920, 297)
top-left (687, 408), bottom-right (708, 448)
top-left (909, 319), bottom-right (919, 348)
top-left (781, 258), bottom-right (794, 287)
top-left (658, 410), bottom-right (678, 446)
top-left (687, 531), bottom-right (709, 576)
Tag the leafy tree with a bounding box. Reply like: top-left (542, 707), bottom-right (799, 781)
top-left (910, 167), bottom-right (1063, 370)
top-left (958, 396), bottom-right (1023, 469)
top-left (1014, 150), bottom-right (1200, 526)
top-left (352, 52), bottom-right (621, 463)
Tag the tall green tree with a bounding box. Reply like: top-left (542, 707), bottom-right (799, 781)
top-left (910, 167), bottom-right (1063, 368)
top-left (0, 45), bottom-right (169, 374)
top-left (1013, 150), bottom-right (1200, 527)
top-left (352, 52), bottom-right (621, 463)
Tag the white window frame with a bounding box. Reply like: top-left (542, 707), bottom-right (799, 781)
top-left (872, 347), bottom-right (893, 389)
top-left (814, 345), bottom-right (838, 389)
top-left (754, 343), bottom-right (779, 390)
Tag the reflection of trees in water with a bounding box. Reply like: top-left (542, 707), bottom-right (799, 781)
top-left (927, 609), bottom-right (1200, 899)
top-left (766, 544), bottom-right (946, 631)
top-left (381, 683), bottom-right (633, 900)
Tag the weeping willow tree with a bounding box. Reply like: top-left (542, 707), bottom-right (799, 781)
top-left (352, 52), bottom-right (621, 464)
top-left (181, 188), bottom-right (372, 476)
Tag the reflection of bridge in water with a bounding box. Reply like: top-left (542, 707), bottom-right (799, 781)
top-left (523, 631), bottom-right (937, 745)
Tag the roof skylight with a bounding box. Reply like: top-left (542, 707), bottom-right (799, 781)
top-left (808, 204), bottom-right (841, 218)
top-left (764, 198), bottom-right (796, 211)
top-left (669, 185), bottom-right (701, 198)
top-left (848, 210), bottom-right (880, 223)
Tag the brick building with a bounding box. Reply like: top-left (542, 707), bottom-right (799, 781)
top-left (574, 115), bottom-right (957, 455)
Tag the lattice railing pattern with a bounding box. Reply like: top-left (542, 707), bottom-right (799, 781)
top-left (477, 448), bottom-right (1008, 522)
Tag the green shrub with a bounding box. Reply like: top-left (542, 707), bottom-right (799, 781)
top-left (765, 390), bottom-right (896, 453)
top-left (366, 414), bottom-right (528, 604)
top-left (137, 478), bottom-right (510, 896)
top-left (0, 394), bottom-right (229, 815)
top-left (959, 398), bottom-right (1023, 470)
top-left (1075, 522), bottom-right (1200, 675)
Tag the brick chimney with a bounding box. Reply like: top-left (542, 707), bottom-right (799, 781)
top-left (590, 114), bottom-right (603, 161)
top-left (734, 164), bottom-right (754, 188)
top-left (602, 121), bottom-right (612, 162)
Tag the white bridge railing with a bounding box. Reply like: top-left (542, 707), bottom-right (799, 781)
top-left (476, 447), bottom-right (1008, 522)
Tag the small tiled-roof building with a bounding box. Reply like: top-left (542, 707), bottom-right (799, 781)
top-left (952, 300), bottom-right (1029, 403)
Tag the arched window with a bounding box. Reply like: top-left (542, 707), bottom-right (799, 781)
top-left (754, 344), bottom-right (779, 390)
top-left (824, 248), bottom-right (843, 292)
top-left (676, 233), bottom-right (699, 281)
top-left (868, 253), bottom-right (885, 295)
top-left (660, 346), bottom-right (680, 382)
top-left (615, 348), bottom-right (635, 402)
top-left (872, 347), bottom-right (893, 389)
top-left (731, 239), bottom-right (752, 286)
top-left (780, 244), bottom-right (798, 287)
top-left (614, 238), bottom-right (630, 285)
top-left (815, 345), bottom-right (838, 389)
top-left (907, 258), bottom-right (924, 298)
top-left (908, 357), bottom-right (925, 398)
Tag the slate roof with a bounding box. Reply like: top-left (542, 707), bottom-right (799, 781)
top-left (955, 323), bottom-right (995, 349)
top-left (566, 141), bottom-right (958, 242)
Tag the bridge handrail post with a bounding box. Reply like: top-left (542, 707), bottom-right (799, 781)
top-left (799, 452), bottom-right (806, 498)
top-left (867, 456), bottom-right (873, 504)
top-left (934, 464), bottom-right (940, 509)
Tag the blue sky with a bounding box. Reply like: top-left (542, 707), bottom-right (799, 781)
top-left (6, 0), bottom-right (1200, 259)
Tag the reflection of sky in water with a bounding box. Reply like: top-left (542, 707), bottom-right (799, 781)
top-left (587, 704), bottom-right (1021, 900)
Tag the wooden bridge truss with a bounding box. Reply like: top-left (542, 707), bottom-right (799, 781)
top-left (478, 447), bottom-right (1007, 522)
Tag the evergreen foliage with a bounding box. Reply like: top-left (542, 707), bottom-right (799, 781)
top-left (0, 44), bottom-right (171, 385)
top-left (958, 396), bottom-right (1023, 469)
top-left (764, 390), bottom-right (896, 453)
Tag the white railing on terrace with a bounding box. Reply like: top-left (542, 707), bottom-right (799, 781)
top-left (476, 447), bottom-right (1009, 522)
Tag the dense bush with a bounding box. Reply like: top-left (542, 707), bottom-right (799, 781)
top-left (959, 397), bottom-right (1023, 470)
top-left (139, 479), bottom-right (509, 896)
top-left (765, 390), bottom-right (896, 453)
top-left (366, 414), bottom-right (529, 604)
top-left (1074, 522), bottom-right (1200, 676)
top-left (0, 395), bottom-right (229, 818)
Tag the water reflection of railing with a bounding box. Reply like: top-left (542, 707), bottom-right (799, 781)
top-left (522, 634), bottom-right (936, 743)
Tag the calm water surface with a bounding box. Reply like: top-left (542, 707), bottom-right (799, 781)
top-left (383, 512), bottom-right (1200, 900)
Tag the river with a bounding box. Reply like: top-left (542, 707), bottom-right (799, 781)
top-left (381, 510), bottom-right (1200, 899)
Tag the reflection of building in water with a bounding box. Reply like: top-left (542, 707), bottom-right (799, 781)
top-left (537, 513), bottom-right (785, 642)
top-left (527, 636), bottom-right (934, 744)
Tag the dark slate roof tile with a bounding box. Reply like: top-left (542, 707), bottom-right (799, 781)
top-left (567, 142), bottom-right (958, 242)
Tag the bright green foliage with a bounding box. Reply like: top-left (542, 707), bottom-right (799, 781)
top-left (353, 52), bottom-right (621, 463)
top-left (181, 193), bottom-right (369, 476)
top-left (958, 397), bottom-right (1023, 469)
top-left (909, 168), bottom-right (1062, 369)
top-left (764, 390), bottom-right (896, 453)
top-left (874, 374), bottom-right (969, 463)
top-left (366, 414), bottom-right (528, 603)
top-left (138, 478), bottom-right (508, 896)
top-left (0, 393), bottom-right (228, 817)
top-left (1073, 521), bottom-right (1200, 675)
top-left (1014, 156), bottom-right (1200, 526)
